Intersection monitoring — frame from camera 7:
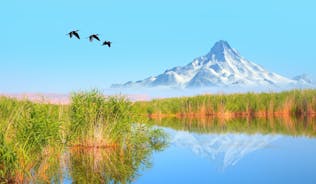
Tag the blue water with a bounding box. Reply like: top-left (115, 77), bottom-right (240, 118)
top-left (135, 128), bottom-right (316, 184)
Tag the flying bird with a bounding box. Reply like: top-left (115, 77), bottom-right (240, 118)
top-left (67, 30), bottom-right (80, 39)
top-left (88, 34), bottom-right (100, 42)
top-left (102, 41), bottom-right (112, 47)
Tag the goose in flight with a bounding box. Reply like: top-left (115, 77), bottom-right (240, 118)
top-left (102, 41), bottom-right (112, 47)
top-left (89, 34), bottom-right (100, 42)
top-left (67, 30), bottom-right (80, 39)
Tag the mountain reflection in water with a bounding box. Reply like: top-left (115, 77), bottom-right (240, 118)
top-left (169, 129), bottom-right (280, 169)
top-left (135, 117), bottom-right (316, 184)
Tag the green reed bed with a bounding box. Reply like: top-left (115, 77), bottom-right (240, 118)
top-left (0, 91), bottom-right (166, 183)
top-left (0, 97), bottom-right (65, 183)
top-left (65, 90), bottom-right (167, 183)
top-left (134, 89), bottom-right (316, 116)
top-left (69, 90), bottom-right (152, 147)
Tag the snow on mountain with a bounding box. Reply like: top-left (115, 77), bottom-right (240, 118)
top-left (292, 74), bottom-right (313, 84)
top-left (112, 40), bottom-right (303, 88)
top-left (167, 128), bottom-right (280, 169)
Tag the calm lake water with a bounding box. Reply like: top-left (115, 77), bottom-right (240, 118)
top-left (62, 118), bottom-right (316, 184)
top-left (135, 128), bottom-right (316, 184)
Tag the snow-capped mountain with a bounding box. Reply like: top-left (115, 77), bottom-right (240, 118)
top-left (112, 40), bottom-right (301, 88)
top-left (168, 129), bottom-right (279, 169)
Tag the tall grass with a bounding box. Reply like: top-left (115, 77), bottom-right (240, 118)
top-left (0, 90), bottom-right (167, 182)
top-left (68, 90), bottom-right (139, 147)
top-left (0, 97), bottom-right (65, 183)
top-left (134, 89), bottom-right (316, 117)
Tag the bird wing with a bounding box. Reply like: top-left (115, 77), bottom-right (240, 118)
top-left (69, 32), bottom-right (73, 38)
top-left (73, 32), bottom-right (80, 39)
top-left (93, 35), bottom-right (100, 41)
top-left (89, 36), bottom-right (93, 42)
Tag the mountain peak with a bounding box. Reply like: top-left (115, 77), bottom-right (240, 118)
top-left (207, 40), bottom-right (239, 62)
top-left (211, 40), bottom-right (232, 51)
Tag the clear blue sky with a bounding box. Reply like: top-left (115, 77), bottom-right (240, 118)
top-left (1, 0), bottom-right (315, 93)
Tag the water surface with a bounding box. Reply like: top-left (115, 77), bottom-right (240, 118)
top-left (62, 118), bottom-right (316, 184)
top-left (135, 128), bottom-right (316, 184)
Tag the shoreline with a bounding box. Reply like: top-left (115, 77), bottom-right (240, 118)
top-left (148, 111), bottom-right (316, 119)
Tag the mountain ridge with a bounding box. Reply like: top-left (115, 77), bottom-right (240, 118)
top-left (112, 40), bottom-right (310, 89)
